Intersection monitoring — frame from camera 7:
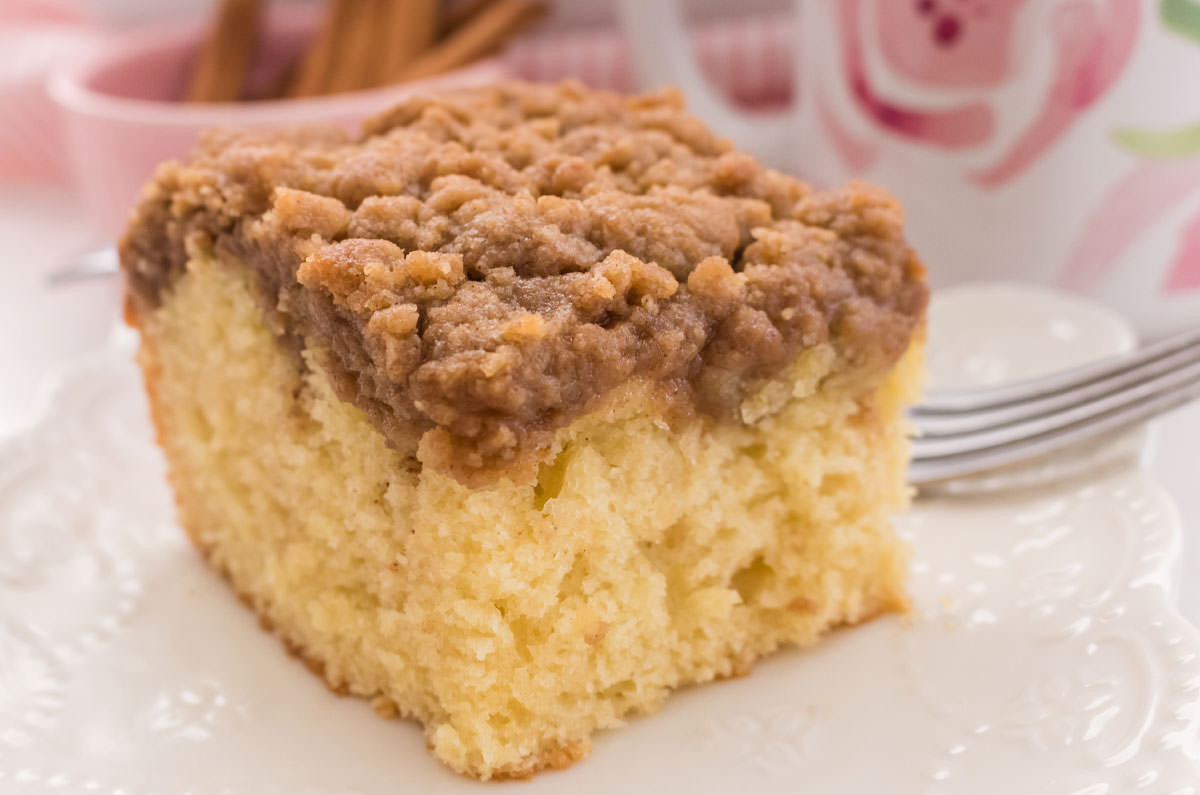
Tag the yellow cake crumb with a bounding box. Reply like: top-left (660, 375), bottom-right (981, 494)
top-left (134, 253), bottom-right (922, 779)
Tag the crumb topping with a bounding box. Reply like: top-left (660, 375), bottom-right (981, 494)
top-left (121, 81), bottom-right (927, 483)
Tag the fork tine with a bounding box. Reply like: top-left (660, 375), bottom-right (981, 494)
top-left (911, 355), bottom-right (1200, 460)
top-left (914, 324), bottom-right (1200, 415)
top-left (914, 337), bottom-right (1200, 436)
top-left (908, 374), bottom-right (1200, 484)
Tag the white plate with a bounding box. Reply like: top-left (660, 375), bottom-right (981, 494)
top-left (2, 284), bottom-right (1198, 794)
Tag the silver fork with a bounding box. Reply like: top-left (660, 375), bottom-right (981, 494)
top-left (909, 324), bottom-right (1200, 487)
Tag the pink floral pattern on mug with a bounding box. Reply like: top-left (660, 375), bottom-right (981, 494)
top-left (1059, 160), bottom-right (1200, 293)
top-left (1061, 0), bottom-right (1200, 295)
top-left (1169, 211), bottom-right (1200, 291)
top-left (822, 0), bottom-right (1141, 186)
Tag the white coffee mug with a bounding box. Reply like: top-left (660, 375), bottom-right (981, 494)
top-left (618, 0), bottom-right (1200, 338)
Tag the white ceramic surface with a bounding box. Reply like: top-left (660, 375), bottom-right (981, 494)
top-left (1, 285), bottom-right (1198, 793)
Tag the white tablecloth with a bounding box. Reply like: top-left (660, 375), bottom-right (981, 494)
top-left (3, 184), bottom-right (1197, 623)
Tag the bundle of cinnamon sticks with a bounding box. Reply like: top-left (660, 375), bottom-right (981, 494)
top-left (186, 0), bottom-right (545, 103)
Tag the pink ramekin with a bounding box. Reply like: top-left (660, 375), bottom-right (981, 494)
top-left (48, 7), bottom-right (507, 236)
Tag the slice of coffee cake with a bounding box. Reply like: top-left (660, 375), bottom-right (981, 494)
top-left (120, 81), bottom-right (927, 780)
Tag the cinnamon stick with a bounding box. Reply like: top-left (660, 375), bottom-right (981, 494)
top-left (376, 0), bottom-right (440, 86)
top-left (438, 0), bottom-right (494, 39)
top-left (285, 0), bottom-right (356, 98)
top-left (324, 0), bottom-right (385, 94)
top-left (395, 0), bottom-right (544, 82)
top-left (186, 0), bottom-right (263, 102)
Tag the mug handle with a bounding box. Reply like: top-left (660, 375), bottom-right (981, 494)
top-left (615, 0), bottom-right (794, 170)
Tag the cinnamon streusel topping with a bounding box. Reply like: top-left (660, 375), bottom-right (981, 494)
top-left (121, 81), bottom-right (927, 483)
